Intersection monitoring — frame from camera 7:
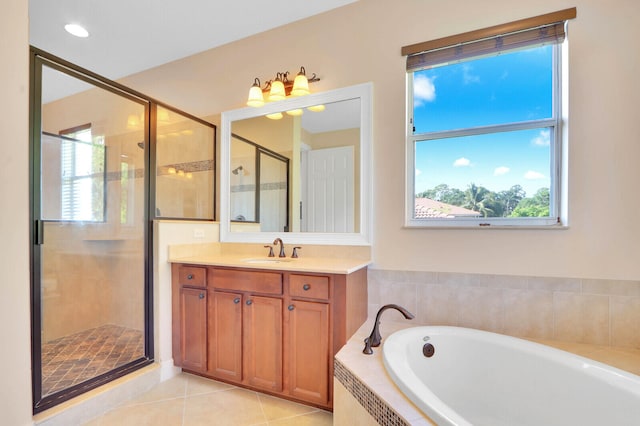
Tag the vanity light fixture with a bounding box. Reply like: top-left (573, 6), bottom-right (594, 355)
top-left (246, 66), bottom-right (320, 108)
top-left (64, 23), bottom-right (89, 38)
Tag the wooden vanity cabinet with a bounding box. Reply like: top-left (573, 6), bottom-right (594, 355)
top-left (171, 263), bottom-right (367, 410)
top-left (172, 266), bottom-right (208, 371)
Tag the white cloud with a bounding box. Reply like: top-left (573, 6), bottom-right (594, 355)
top-left (462, 64), bottom-right (480, 84)
top-left (413, 74), bottom-right (436, 106)
top-left (524, 170), bottom-right (546, 180)
top-left (494, 166), bottom-right (510, 176)
top-left (415, 169), bottom-right (422, 176)
top-left (532, 129), bottom-right (550, 147)
top-left (453, 157), bottom-right (471, 167)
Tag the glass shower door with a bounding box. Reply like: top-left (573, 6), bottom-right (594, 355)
top-left (32, 57), bottom-right (151, 411)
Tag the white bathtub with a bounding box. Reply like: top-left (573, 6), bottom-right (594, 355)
top-left (383, 326), bottom-right (640, 426)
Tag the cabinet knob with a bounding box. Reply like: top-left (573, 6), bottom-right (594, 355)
top-left (198, 292), bottom-right (205, 299)
top-left (233, 297), bottom-right (240, 304)
top-left (187, 274), bottom-right (194, 280)
top-left (246, 299), bottom-right (253, 306)
top-left (303, 284), bottom-right (311, 291)
top-left (288, 304), bottom-right (295, 311)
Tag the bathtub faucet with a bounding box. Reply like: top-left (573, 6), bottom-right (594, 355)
top-left (363, 304), bottom-right (415, 355)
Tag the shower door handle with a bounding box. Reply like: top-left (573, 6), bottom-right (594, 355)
top-left (34, 219), bottom-right (44, 245)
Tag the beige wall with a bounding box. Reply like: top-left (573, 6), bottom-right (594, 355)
top-left (122, 0), bottom-right (640, 281)
top-left (0, 0), bottom-right (32, 424)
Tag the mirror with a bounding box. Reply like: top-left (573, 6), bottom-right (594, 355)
top-left (221, 83), bottom-right (372, 245)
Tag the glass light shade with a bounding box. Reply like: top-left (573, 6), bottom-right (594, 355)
top-left (286, 109), bottom-right (304, 116)
top-left (291, 74), bottom-right (310, 97)
top-left (167, 167), bottom-right (176, 175)
top-left (307, 104), bottom-right (326, 112)
top-left (177, 170), bottom-right (185, 177)
top-left (268, 80), bottom-right (286, 102)
top-left (246, 85), bottom-right (265, 107)
top-left (266, 112), bottom-right (283, 120)
top-left (186, 172), bottom-right (193, 179)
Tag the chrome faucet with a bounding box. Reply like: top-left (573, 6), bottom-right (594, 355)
top-left (363, 304), bottom-right (415, 355)
top-left (273, 238), bottom-right (286, 258)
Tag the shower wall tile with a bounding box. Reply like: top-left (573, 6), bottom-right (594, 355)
top-left (371, 268), bottom-right (640, 350)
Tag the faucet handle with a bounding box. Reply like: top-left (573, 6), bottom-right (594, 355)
top-left (264, 245), bottom-right (275, 257)
top-left (291, 246), bottom-right (302, 258)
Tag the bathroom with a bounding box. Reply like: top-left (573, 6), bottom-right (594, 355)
top-left (2, 0), bottom-right (640, 424)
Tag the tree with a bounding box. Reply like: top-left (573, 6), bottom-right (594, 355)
top-left (498, 185), bottom-right (526, 217)
top-left (416, 184), bottom-right (465, 206)
top-left (463, 183), bottom-right (495, 217)
top-left (510, 187), bottom-right (550, 217)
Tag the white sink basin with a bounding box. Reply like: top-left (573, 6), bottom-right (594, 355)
top-left (242, 258), bottom-right (294, 264)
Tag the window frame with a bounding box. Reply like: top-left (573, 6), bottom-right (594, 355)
top-left (405, 40), bottom-right (565, 228)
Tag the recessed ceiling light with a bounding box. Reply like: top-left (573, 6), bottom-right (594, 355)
top-left (64, 24), bottom-right (89, 38)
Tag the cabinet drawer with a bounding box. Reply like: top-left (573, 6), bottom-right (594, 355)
top-left (179, 266), bottom-right (207, 287)
top-left (289, 274), bottom-right (329, 300)
top-left (210, 268), bottom-right (282, 295)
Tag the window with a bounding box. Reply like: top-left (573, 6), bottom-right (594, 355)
top-left (59, 124), bottom-right (106, 222)
top-left (404, 8), bottom-right (575, 227)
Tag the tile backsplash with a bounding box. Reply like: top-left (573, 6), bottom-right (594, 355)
top-left (368, 270), bottom-right (640, 349)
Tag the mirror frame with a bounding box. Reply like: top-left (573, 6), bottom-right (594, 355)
top-left (221, 82), bottom-right (372, 245)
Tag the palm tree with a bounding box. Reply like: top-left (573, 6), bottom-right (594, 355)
top-left (464, 183), bottom-right (494, 217)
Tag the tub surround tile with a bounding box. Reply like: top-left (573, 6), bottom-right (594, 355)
top-left (582, 279), bottom-right (640, 296)
top-left (416, 284), bottom-right (459, 326)
top-left (553, 292), bottom-right (610, 345)
top-left (527, 276), bottom-right (582, 292)
top-left (610, 296), bottom-right (640, 349)
top-left (371, 268), bottom-right (640, 350)
top-left (503, 289), bottom-right (554, 339)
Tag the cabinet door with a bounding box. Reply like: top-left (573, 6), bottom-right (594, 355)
top-left (243, 296), bottom-right (283, 392)
top-left (288, 300), bottom-right (330, 405)
top-left (209, 291), bottom-right (243, 382)
top-left (180, 287), bottom-right (207, 372)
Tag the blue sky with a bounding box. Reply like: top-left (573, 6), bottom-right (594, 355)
top-left (413, 45), bottom-right (553, 197)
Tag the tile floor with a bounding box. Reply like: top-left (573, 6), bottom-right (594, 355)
top-left (83, 373), bottom-right (333, 426)
top-left (42, 324), bottom-right (144, 396)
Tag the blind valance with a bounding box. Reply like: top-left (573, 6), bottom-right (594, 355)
top-left (403, 7), bottom-right (576, 72)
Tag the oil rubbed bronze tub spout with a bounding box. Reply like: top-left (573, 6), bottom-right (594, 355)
top-left (363, 304), bottom-right (415, 355)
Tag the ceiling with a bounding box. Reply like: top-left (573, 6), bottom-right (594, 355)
top-left (29, 0), bottom-right (357, 81)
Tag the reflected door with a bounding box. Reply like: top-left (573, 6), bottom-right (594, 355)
top-left (302, 146), bottom-right (354, 232)
top-left (32, 56), bottom-right (151, 412)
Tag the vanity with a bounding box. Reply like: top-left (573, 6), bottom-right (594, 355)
top-left (170, 253), bottom-right (369, 410)
top-left (169, 82), bottom-right (374, 409)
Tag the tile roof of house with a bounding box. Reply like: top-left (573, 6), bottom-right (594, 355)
top-left (414, 197), bottom-right (480, 218)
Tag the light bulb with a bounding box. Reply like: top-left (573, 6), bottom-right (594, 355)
top-left (307, 104), bottom-right (326, 112)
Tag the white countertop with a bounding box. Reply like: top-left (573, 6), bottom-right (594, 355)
top-left (169, 252), bottom-right (371, 275)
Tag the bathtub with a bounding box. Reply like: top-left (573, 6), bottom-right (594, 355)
top-left (382, 326), bottom-right (640, 426)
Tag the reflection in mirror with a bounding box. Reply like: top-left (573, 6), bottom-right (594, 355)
top-left (221, 83), bottom-right (372, 245)
top-left (230, 134), bottom-right (289, 232)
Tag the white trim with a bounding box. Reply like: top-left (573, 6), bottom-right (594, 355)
top-left (221, 83), bottom-right (373, 246)
top-left (405, 44), bottom-right (565, 229)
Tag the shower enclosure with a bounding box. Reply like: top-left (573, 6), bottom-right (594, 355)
top-left (30, 48), bottom-right (215, 412)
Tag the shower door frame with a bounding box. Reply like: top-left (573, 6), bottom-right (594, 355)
top-left (29, 47), bottom-right (155, 414)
